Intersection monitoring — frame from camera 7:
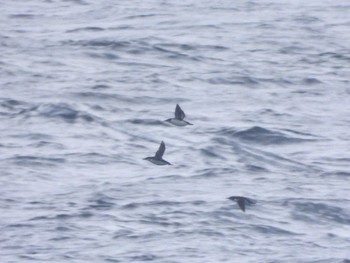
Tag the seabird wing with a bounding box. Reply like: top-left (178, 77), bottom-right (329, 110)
top-left (155, 141), bottom-right (166, 159)
top-left (175, 104), bottom-right (185, 120)
top-left (237, 198), bottom-right (246, 212)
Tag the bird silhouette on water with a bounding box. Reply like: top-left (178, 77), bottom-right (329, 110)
top-left (143, 141), bottom-right (171, 165)
top-left (165, 104), bottom-right (193, 126)
top-left (228, 196), bottom-right (256, 212)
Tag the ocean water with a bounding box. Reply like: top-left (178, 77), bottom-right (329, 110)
top-left (1, 0), bottom-right (350, 262)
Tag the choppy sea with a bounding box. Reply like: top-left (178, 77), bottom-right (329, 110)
top-left (1, 0), bottom-right (350, 262)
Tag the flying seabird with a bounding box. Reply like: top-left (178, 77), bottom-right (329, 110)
top-left (228, 196), bottom-right (256, 212)
top-left (165, 104), bottom-right (193, 126)
top-left (143, 141), bottom-right (171, 165)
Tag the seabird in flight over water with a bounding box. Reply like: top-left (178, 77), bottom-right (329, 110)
top-left (165, 104), bottom-right (193, 126)
top-left (143, 141), bottom-right (171, 165)
top-left (228, 196), bottom-right (256, 212)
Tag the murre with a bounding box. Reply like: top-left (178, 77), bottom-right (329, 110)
top-left (165, 104), bottom-right (193, 126)
top-left (228, 196), bottom-right (256, 212)
top-left (143, 141), bottom-right (171, 165)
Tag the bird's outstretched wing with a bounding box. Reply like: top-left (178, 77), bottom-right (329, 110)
top-left (175, 104), bottom-right (185, 120)
top-left (155, 141), bottom-right (166, 159)
top-left (237, 198), bottom-right (246, 212)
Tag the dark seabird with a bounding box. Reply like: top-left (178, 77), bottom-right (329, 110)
top-left (165, 104), bottom-right (193, 126)
top-left (143, 141), bottom-right (171, 165)
top-left (228, 196), bottom-right (256, 212)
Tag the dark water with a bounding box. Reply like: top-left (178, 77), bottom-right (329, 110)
top-left (1, 0), bottom-right (350, 262)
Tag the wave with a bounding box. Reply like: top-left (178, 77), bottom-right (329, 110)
top-left (155, 42), bottom-right (228, 52)
top-left (35, 103), bottom-right (95, 122)
top-left (200, 147), bottom-right (227, 160)
top-left (66, 27), bottom-right (105, 33)
top-left (319, 51), bottom-right (350, 62)
top-left (214, 133), bottom-right (318, 172)
top-left (122, 200), bottom-right (206, 210)
top-left (1, 99), bottom-right (101, 123)
top-left (208, 76), bottom-right (260, 85)
top-left (252, 225), bottom-right (298, 235)
top-left (0, 98), bottom-right (32, 117)
top-left (87, 199), bottom-right (115, 210)
top-left (64, 38), bottom-right (208, 62)
top-left (8, 155), bottom-right (65, 167)
top-left (126, 118), bottom-right (167, 126)
top-left (73, 91), bottom-right (186, 105)
top-left (30, 212), bottom-right (93, 221)
top-left (64, 39), bottom-right (131, 49)
top-left (220, 126), bottom-right (315, 145)
top-left (289, 201), bottom-right (350, 225)
top-left (302, 77), bottom-right (322, 84)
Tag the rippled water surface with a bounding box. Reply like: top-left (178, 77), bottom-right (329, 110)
top-left (1, 0), bottom-right (350, 262)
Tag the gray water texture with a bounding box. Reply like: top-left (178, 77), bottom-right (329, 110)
top-left (1, 0), bottom-right (350, 262)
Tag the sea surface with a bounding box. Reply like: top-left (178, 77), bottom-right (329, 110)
top-left (1, 0), bottom-right (350, 262)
